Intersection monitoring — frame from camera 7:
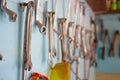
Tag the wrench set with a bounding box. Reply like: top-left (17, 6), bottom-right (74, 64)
top-left (0, 0), bottom-right (98, 80)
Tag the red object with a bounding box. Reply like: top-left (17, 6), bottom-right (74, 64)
top-left (31, 72), bottom-right (49, 80)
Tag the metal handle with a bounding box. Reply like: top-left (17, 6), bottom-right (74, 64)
top-left (36, 21), bottom-right (46, 34)
top-left (1, 0), bottom-right (17, 22)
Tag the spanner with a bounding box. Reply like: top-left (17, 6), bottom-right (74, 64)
top-left (1, 0), bottom-right (17, 22)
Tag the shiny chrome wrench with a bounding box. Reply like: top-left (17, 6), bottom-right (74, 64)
top-left (20, 1), bottom-right (34, 80)
top-left (36, 0), bottom-right (46, 34)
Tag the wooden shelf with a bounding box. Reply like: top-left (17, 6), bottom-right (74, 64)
top-left (86, 0), bottom-right (120, 16)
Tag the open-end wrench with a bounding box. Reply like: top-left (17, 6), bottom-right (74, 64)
top-left (109, 30), bottom-right (119, 57)
top-left (48, 12), bottom-right (56, 58)
top-left (36, 0), bottom-right (46, 34)
top-left (90, 17), bottom-right (98, 67)
top-left (21, 1), bottom-right (34, 80)
top-left (26, 2), bottom-right (34, 71)
top-left (84, 30), bottom-right (95, 80)
top-left (1, 0), bottom-right (17, 22)
top-left (43, 1), bottom-right (48, 27)
top-left (57, 18), bottom-right (64, 62)
top-left (71, 0), bottom-right (79, 56)
top-left (57, 18), bottom-right (67, 62)
top-left (61, 0), bottom-right (72, 61)
top-left (66, 22), bottom-right (74, 61)
top-left (75, 25), bottom-right (82, 80)
top-left (101, 29), bottom-right (110, 60)
top-left (48, 15), bottom-right (52, 67)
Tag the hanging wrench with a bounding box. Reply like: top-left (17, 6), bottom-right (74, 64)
top-left (72, 0), bottom-right (80, 56)
top-left (90, 16), bottom-right (98, 66)
top-left (109, 30), bottom-right (119, 57)
top-left (1, 0), bottom-right (17, 22)
top-left (36, 0), bottom-right (46, 34)
top-left (43, 1), bottom-right (48, 27)
top-left (21, 1), bottom-right (34, 80)
top-left (48, 12), bottom-right (56, 58)
top-left (66, 22), bottom-right (74, 61)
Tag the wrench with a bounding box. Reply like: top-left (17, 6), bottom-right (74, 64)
top-left (66, 22), bottom-right (74, 61)
top-left (48, 15), bottom-right (52, 67)
top-left (1, 0), bottom-right (17, 22)
top-left (109, 30), bottom-right (119, 57)
top-left (48, 12), bottom-right (56, 58)
top-left (36, 0), bottom-right (46, 34)
top-left (43, 1), bottom-right (48, 27)
top-left (57, 18), bottom-right (67, 62)
top-left (89, 16), bottom-right (98, 66)
top-left (21, 1), bottom-right (34, 80)
top-left (72, 0), bottom-right (80, 56)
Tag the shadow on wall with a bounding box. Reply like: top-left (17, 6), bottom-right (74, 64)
top-left (17, 2), bottom-right (25, 80)
top-left (0, 54), bottom-right (3, 60)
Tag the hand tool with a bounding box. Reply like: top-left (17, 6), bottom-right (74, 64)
top-left (90, 16), bottom-right (98, 67)
top-left (109, 30), bottom-right (119, 57)
top-left (20, 1), bottom-right (34, 80)
top-left (1, 0), bottom-right (17, 22)
top-left (66, 22), bottom-right (74, 62)
top-left (118, 44), bottom-right (120, 58)
top-left (36, 0), bottom-right (46, 34)
top-left (100, 19), bottom-right (104, 41)
top-left (101, 29), bottom-right (110, 60)
top-left (43, 1), bottom-right (48, 27)
top-left (71, 0), bottom-right (79, 56)
top-left (48, 13), bottom-right (53, 68)
top-left (57, 18), bottom-right (67, 62)
top-left (48, 0), bottom-right (58, 67)
top-left (57, 0), bottom-right (72, 62)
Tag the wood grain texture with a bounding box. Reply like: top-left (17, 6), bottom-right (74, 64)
top-left (86, 0), bottom-right (120, 15)
top-left (96, 72), bottom-right (120, 80)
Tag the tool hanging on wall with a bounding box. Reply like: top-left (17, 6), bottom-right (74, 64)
top-left (118, 43), bottom-right (120, 58)
top-left (20, 1), bottom-right (34, 80)
top-left (100, 19), bottom-right (104, 41)
top-left (35, 0), bottom-right (46, 34)
top-left (109, 30), bottom-right (119, 57)
top-left (71, 0), bottom-right (79, 57)
top-left (1, 0), bottom-right (17, 22)
top-left (57, 18), bottom-right (66, 62)
top-left (67, 22), bottom-right (74, 61)
top-left (101, 29), bottom-right (110, 60)
top-left (75, 25), bottom-right (81, 80)
top-left (43, 1), bottom-right (48, 27)
top-left (48, 0), bottom-right (58, 68)
top-left (90, 16), bottom-right (98, 67)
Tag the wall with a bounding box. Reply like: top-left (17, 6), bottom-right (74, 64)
top-left (96, 14), bottom-right (120, 73)
top-left (0, 0), bottom-right (95, 80)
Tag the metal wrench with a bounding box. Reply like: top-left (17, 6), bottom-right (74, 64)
top-left (21, 1), bottom-right (34, 80)
top-left (1, 0), bottom-right (17, 22)
top-left (43, 1), bottom-right (48, 27)
top-left (36, 0), bottom-right (46, 34)
top-left (48, 12), bottom-right (56, 58)
top-left (57, 18), bottom-right (67, 62)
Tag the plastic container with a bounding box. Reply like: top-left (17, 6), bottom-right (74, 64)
top-left (111, 0), bottom-right (117, 10)
top-left (117, 0), bottom-right (120, 9)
